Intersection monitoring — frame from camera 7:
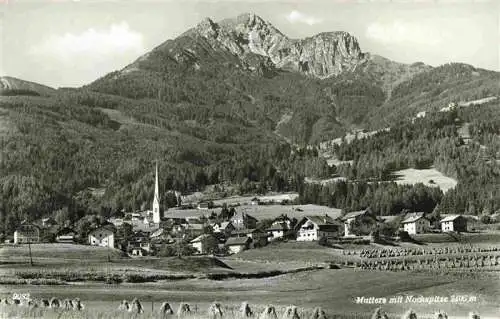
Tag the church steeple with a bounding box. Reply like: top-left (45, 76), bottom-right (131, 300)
top-left (152, 162), bottom-right (160, 223)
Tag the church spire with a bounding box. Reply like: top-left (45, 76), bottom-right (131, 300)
top-left (152, 161), bottom-right (160, 223)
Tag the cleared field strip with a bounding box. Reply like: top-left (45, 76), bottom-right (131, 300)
top-left (392, 168), bottom-right (457, 193)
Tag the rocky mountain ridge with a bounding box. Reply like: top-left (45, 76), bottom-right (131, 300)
top-left (123, 13), bottom-right (368, 79)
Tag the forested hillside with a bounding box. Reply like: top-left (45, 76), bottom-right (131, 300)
top-left (0, 92), bottom-right (331, 235)
top-left (302, 100), bottom-right (500, 216)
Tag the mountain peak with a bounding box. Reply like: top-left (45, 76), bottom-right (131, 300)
top-left (126, 13), bottom-right (369, 79)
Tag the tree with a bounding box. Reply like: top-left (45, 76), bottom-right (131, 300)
top-left (54, 207), bottom-right (71, 226)
top-left (200, 235), bottom-right (218, 254)
top-left (116, 223), bottom-right (134, 250)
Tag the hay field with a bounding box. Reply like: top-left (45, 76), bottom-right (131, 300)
top-left (0, 243), bottom-right (125, 260)
top-left (1, 268), bottom-right (497, 318)
top-left (165, 204), bottom-right (342, 220)
top-left (392, 168), bottom-right (457, 193)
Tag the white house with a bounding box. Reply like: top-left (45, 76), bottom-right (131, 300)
top-left (189, 234), bottom-right (216, 254)
top-left (440, 215), bottom-right (467, 232)
top-left (401, 213), bottom-right (431, 235)
top-left (296, 215), bottom-right (341, 242)
top-left (341, 209), bottom-right (379, 237)
top-left (266, 223), bottom-right (287, 241)
top-left (230, 211), bottom-right (258, 230)
top-left (88, 226), bottom-right (115, 248)
top-left (225, 236), bottom-right (251, 254)
top-left (14, 224), bottom-right (40, 244)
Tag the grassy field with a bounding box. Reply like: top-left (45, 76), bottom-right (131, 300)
top-left (412, 232), bottom-right (500, 244)
top-left (0, 243), bottom-right (125, 260)
top-left (165, 204), bottom-right (342, 220)
top-left (392, 168), bottom-right (457, 193)
top-left (1, 269), bottom-right (497, 318)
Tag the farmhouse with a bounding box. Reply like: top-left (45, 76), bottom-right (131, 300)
top-left (225, 236), bottom-right (252, 254)
top-left (296, 215), bottom-right (342, 241)
top-left (14, 224), bottom-right (41, 244)
top-left (230, 228), bottom-right (268, 247)
top-left (88, 226), bottom-right (115, 248)
top-left (401, 213), bottom-right (431, 235)
top-left (341, 209), bottom-right (378, 237)
top-left (440, 215), bottom-right (467, 232)
top-left (230, 211), bottom-right (258, 230)
top-left (127, 239), bottom-right (151, 256)
top-left (212, 221), bottom-right (235, 236)
top-left (56, 227), bottom-right (77, 243)
top-left (189, 234), bottom-right (217, 254)
top-left (266, 223), bottom-right (288, 241)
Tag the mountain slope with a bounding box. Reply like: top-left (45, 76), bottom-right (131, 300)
top-left (0, 76), bottom-right (56, 97)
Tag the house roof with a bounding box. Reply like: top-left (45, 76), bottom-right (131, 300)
top-left (231, 212), bottom-right (258, 222)
top-left (56, 227), bottom-right (76, 236)
top-left (440, 215), bottom-right (464, 223)
top-left (341, 210), bottom-right (369, 220)
top-left (402, 213), bottom-right (427, 224)
top-left (186, 223), bottom-right (204, 230)
top-left (231, 228), bottom-right (263, 236)
top-left (15, 224), bottom-right (41, 232)
top-left (150, 228), bottom-right (164, 238)
top-left (89, 225), bottom-right (115, 234)
top-left (190, 234), bottom-right (213, 243)
top-left (225, 236), bottom-right (251, 246)
top-left (267, 223), bottom-right (287, 231)
top-left (307, 215), bottom-right (336, 224)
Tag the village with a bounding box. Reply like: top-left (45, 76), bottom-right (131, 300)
top-left (8, 165), bottom-right (478, 258)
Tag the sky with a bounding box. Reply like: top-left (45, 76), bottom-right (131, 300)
top-left (0, 0), bottom-right (499, 88)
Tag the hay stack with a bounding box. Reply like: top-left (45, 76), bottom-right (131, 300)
top-left (282, 306), bottom-right (300, 319)
top-left (177, 303), bottom-right (191, 317)
top-left (371, 307), bottom-right (389, 319)
top-left (73, 298), bottom-right (84, 311)
top-left (468, 312), bottom-right (480, 319)
top-left (118, 300), bottom-right (130, 311)
top-left (401, 309), bottom-right (417, 319)
top-left (159, 302), bottom-right (174, 315)
top-left (63, 299), bottom-right (74, 310)
top-left (309, 307), bottom-right (327, 319)
top-left (208, 302), bottom-right (224, 318)
top-left (239, 302), bottom-right (253, 317)
top-left (259, 305), bottom-right (278, 319)
top-left (130, 298), bottom-right (144, 314)
top-left (40, 299), bottom-right (50, 307)
top-left (49, 297), bottom-right (60, 308)
top-left (433, 311), bottom-right (448, 319)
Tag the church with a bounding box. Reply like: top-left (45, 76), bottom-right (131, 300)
top-left (152, 162), bottom-right (161, 224)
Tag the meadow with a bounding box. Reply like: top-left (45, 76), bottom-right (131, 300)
top-left (392, 168), bottom-right (457, 193)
